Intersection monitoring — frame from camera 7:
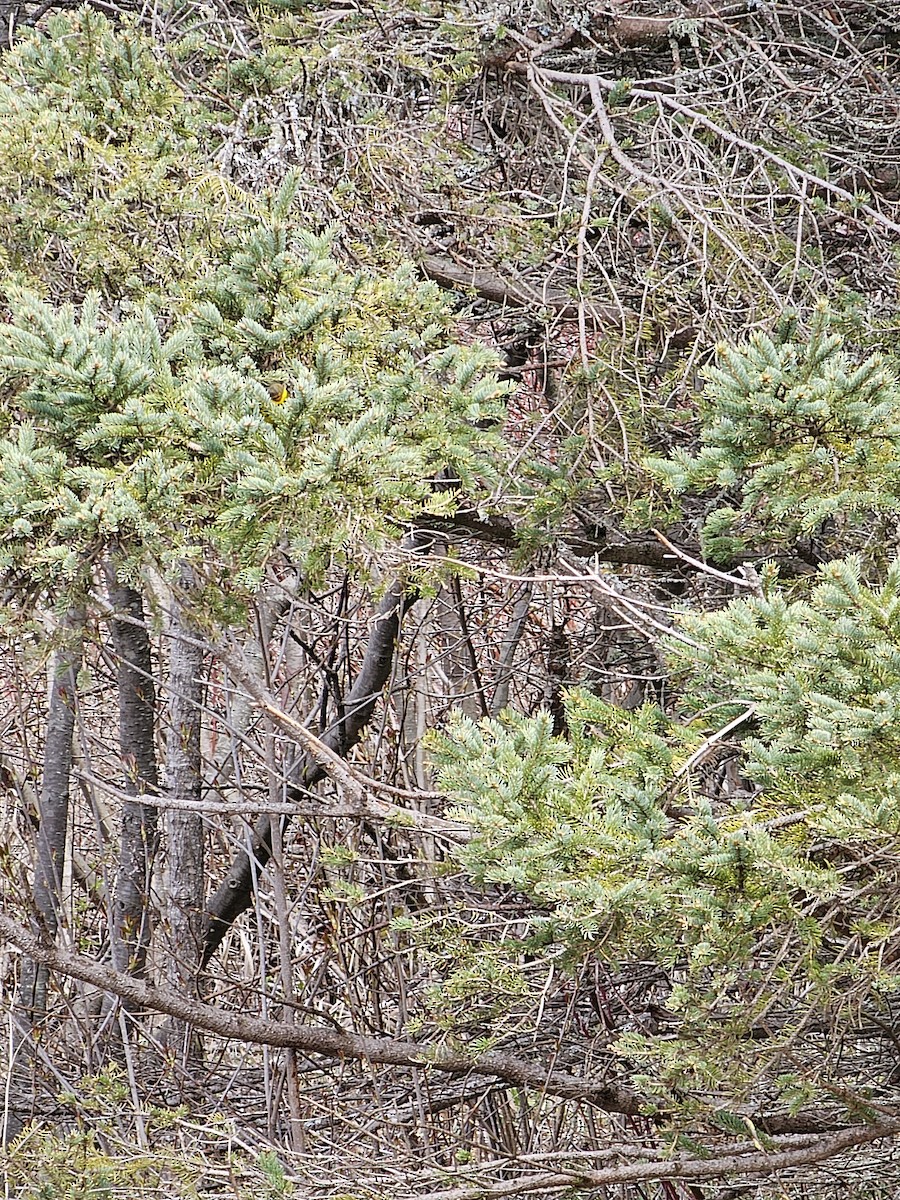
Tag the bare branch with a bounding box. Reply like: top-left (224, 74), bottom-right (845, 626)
top-left (0, 911), bottom-right (642, 1113)
top-left (420, 254), bottom-right (627, 325)
top-left (416, 1119), bottom-right (900, 1200)
top-left (511, 63), bottom-right (900, 240)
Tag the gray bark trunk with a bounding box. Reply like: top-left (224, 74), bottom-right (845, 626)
top-left (162, 575), bottom-right (206, 1056)
top-left (490, 581), bottom-right (533, 715)
top-left (19, 608), bottom-right (84, 1020)
top-left (105, 568), bottom-right (159, 978)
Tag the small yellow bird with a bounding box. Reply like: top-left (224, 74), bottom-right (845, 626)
top-left (266, 380), bottom-right (289, 405)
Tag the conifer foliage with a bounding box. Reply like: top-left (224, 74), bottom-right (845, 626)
top-left (2, 4), bottom-right (900, 1198)
top-left (434, 316), bottom-right (900, 1129)
top-left (0, 188), bottom-right (506, 590)
top-left (650, 307), bottom-right (900, 561)
top-left (0, 10), bottom-right (212, 297)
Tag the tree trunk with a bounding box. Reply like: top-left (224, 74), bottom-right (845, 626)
top-left (162, 571), bottom-right (207, 1056)
top-left (19, 608), bottom-right (84, 1020)
top-left (105, 567), bottom-right (159, 979)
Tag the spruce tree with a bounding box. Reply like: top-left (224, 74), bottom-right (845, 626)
top-left (0, 11), bottom-right (507, 1013)
top-left (434, 312), bottom-right (900, 1125)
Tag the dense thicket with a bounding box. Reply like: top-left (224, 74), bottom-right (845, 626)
top-left (1, 3), bottom-right (900, 1198)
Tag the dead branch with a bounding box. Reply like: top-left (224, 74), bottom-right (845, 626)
top-left (200, 533), bottom-right (431, 966)
top-left (420, 254), bottom-right (626, 325)
top-left (415, 1118), bottom-right (900, 1200)
top-left (508, 64), bottom-right (900, 241)
top-left (0, 911), bottom-right (642, 1113)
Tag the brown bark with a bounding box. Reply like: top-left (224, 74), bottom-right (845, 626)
top-left (408, 511), bottom-right (817, 577)
top-left (416, 1120), bottom-right (900, 1200)
top-left (420, 254), bottom-right (626, 326)
top-left (6, 906), bottom-right (900, 1165)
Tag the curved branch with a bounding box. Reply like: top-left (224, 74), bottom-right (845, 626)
top-left (508, 63), bottom-right (900, 240)
top-left (200, 534), bottom-right (431, 966)
top-left (1, 911), bottom-right (641, 1113)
